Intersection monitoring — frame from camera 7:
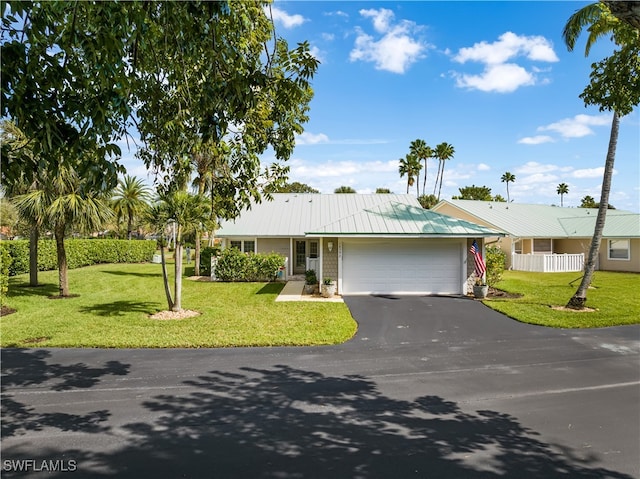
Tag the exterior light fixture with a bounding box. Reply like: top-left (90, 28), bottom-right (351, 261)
top-left (327, 241), bottom-right (334, 252)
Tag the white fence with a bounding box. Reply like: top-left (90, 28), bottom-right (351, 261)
top-left (511, 253), bottom-right (584, 273)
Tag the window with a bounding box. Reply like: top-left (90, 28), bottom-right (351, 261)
top-left (229, 240), bottom-right (255, 253)
top-left (533, 239), bottom-right (552, 253)
top-left (309, 241), bottom-right (319, 258)
top-left (514, 240), bottom-right (522, 254)
top-left (243, 241), bottom-right (255, 254)
top-left (608, 239), bottom-right (630, 260)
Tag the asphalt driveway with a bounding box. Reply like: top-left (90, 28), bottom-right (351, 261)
top-left (2, 296), bottom-right (639, 478)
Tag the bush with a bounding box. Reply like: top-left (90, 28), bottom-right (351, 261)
top-left (4, 239), bottom-right (156, 276)
top-left (305, 269), bottom-right (317, 285)
top-left (199, 246), bottom-right (220, 276)
top-left (486, 245), bottom-right (507, 287)
top-left (0, 243), bottom-right (11, 307)
top-left (214, 249), bottom-right (285, 282)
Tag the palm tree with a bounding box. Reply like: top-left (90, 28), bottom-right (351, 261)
top-left (433, 142), bottom-right (455, 200)
top-left (501, 172), bottom-right (516, 202)
top-left (14, 165), bottom-right (114, 297)
top-left (580, 195), bottom-right (597, 208)
top-left (409, 139), bottom-right (433, 197)
top-left (112, 175), bottom-right (152, 240)
top-left (562, 1), bottom-right (639, 309)
top-left (150, 190), bottom-right (211, 312)
top-left (556, 183), bottom-right (569, 207)
top-left (398, 154), bottom-right (421, 196)
top-left (1, 121), bottom-right (44, 286)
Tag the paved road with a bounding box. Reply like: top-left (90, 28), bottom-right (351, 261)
top-left (2, 295), bottom-right (639, 478)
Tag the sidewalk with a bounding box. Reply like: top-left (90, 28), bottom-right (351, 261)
top-left (275, 281), bottom-right (344, 303)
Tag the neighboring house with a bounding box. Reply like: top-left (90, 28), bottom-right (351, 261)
top-left (432, 199), bottom-right (640, 273)
top-left (216, 194), bottom-right (502, 295)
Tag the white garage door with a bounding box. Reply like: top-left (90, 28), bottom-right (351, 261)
top-left (341, 239), bottom-right (463, 295)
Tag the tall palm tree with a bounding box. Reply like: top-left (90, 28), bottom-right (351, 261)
top-left (14, 165), bottom-right (114, 297)
top-left (563, 1), bottom-right (638, 310)
top-left (409, 139), bottom-right (433, 197)
top-left (433, 142), bottom-right (455, 200)
top-left (556, 183), bottom-right (569, 207)
top-left (501, 171), bottom-right (516, 202)
top-left (398, 154), bottom-right (421, 196)
top-left (112, 175), bottom-right (152, 240)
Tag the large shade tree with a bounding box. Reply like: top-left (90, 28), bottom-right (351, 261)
top-left (134, 2), bottom-right (318, 311)
top-left (563, 1), bottom-right (640, 309)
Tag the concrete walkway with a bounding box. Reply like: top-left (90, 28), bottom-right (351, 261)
top-left (275, 281), bottom-right (344, 303)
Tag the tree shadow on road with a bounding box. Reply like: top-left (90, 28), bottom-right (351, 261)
top-left (2, 357), bottom-right (631, 478)
top-left (1, 349), bottom-right (129, 439)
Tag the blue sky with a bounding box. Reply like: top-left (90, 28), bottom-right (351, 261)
top-left (124, 1), bottom-right (639, 212)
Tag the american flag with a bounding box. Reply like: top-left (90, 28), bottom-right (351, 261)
top-left (470, 240), bottom-right (486, 277)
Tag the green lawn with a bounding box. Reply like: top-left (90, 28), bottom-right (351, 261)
top-left (0, 263), bottom-right (357, 348)
top-left (485, 270), bottom-right (640, 328)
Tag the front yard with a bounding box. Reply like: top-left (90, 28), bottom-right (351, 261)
top-left (485, 271), bottom-right (640, 328)
top-left (0, 263), bottom-right (357, 348)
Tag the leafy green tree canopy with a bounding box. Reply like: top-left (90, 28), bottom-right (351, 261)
top-left (452, 185), bottom-right (493, 201)
top-left (334, 186), bottom-right (357, 194)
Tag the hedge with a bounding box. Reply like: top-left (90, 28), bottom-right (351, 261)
top-left (199, 246), bottom-right (221, 276)
top-left (1, 239), bottom-right (157, 276)
top-left (214, 248), bottom-right (285, 282)
top-left (0, 244), bottom-right (10, 307)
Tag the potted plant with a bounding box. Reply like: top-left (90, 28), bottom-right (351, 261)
top-left (473, 277), bottom-right (488, 299)
top-left (321, 277), bottom-right (336, 298)
top-left (304, 269), bottom-right (318, 295)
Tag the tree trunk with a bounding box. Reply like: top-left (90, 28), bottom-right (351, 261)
top-left (173, 242), bottom-right (183, 312)
top-left (422, 160), bottom-right (428, 199)
top-left (159, 243), bottom-right (174, 311)
top-left (194, 230), bottom-right (201, 276)
top-left (54, 222), bottom-right (69, 297)
top-left (567, 111), bottom-right (619, 309)
top-left (437, 162), bottom-right (445, 201)
top-left (29, 227), bottom-right (39, 286)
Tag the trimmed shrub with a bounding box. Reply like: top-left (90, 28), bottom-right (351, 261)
top-left (486, 245), bottom-right (507, 287)
top-left (0, 243), bottom-right (11, 307)
top-left (214, 248), bottom-right (285, 282)
top-left (4, 239), bottom-right (156, 276)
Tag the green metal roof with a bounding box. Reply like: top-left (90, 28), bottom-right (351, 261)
top-left (559, 214), bottom-right (640, 238)
top-left (433, 199), bottom-right (639, 238)
top-left (307, 201), bottom-right (502, 237)
top-left (217, 194), bottom-right (501, 238)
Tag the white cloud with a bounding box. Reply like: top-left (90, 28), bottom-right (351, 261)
top-left (308, 45), bottom-right (325, 63)
top-left (517, 173), bottom-right (560, 185)
top-left (296, 132), bottom-right (330, 145)
top-left (518, 135), bottom-right (555, 145)
top-left (515, 161), bottom-right (563, 175)
top-left (269, 7), bottom-right (305, 29)
top-left (451, 31), bottom-right (558, 93)
top-left (477, 163), bottom-right (491, 171)
top-left (572, 167), bottom-right (617, 179)
top-left (454, 63), bottom-right (534, 93)
top-left (321, 32), bottom-right (335, 42)
top-left (454, 32), bottom-right (558, 65)
top-left (290, 159), bottom-right (396, 179)
top-left (350, 8), bottom-right (427, 74)
top-left (360, 8), bottom-right (395, 34)
top-left (538, 114), bottom-right (611, 138)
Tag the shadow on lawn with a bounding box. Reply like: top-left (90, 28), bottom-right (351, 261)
top-left (8, 281), bottom-right (59, 298)
top-left (101, 270), bottom-right (161, 278)
top-left (1, 359), bottom-right (632, 479)
top-left (79, 300), bottom-right (162, 317)
top-left (256, 282), bottom-right (285, 295)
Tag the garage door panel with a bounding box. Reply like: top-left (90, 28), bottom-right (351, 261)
top-left (342, 240), bottom-right (462, 295)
